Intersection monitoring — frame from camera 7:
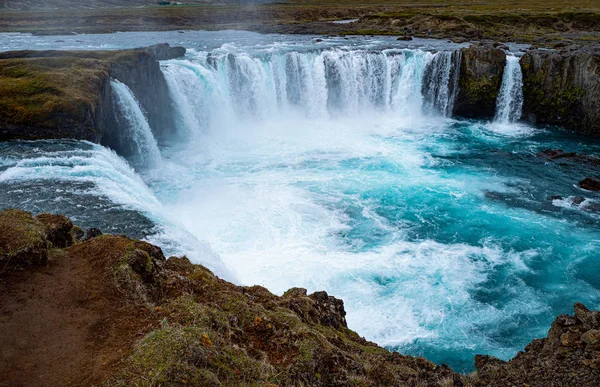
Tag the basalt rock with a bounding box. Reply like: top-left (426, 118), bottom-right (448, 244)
top-left (520, 47), bottom-right (600, 134)
top-left (0, 45), bottom-right (185, 147)
top-left (144, 43), bottom-right (186, 61)
top-left (0, 53), bottom-right (112, 142)
top-left (454, 44), bottom-right (506, 119)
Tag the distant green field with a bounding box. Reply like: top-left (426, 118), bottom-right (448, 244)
top-left (0, 0), bottom-right (598, 44)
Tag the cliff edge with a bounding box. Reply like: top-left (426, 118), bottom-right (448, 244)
top-left (2, 209), bottom-right (600, 386)
top-left (0, 44), bottom-right (185, 150)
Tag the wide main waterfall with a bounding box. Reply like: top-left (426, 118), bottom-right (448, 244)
top-left (1, 31), bottom-right (599, 373)
top-left (160, 47), bottom-right (462, 131)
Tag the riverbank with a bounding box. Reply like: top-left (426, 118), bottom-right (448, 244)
top-left (2, 209), bottom-right (600, 386)
top-left (0, 1), bottom-right (599, 47)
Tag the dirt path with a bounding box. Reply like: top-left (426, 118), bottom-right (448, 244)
top-left (0, 247), bottom-right (156, 387)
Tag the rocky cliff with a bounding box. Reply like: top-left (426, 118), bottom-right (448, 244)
top-left (0, 55), bottom-right (112, 142)
top-left (454, 44), bottom-right (506, 119)
top-left (0, 44), bottom-right (185, 149)
top-left (2, 209), bottom-right (600, 386)
top-left (520, 47), bottom-right (600, 134)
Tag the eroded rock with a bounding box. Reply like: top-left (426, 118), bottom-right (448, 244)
top-left (521, 47), bottom-right (600, 134)
top-left (454, 44), bottom-right (506, 119)
top-left (0, 209), bottom-right (49, 267)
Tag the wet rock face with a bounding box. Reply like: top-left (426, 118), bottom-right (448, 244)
top-left (520, 47), bottom-right (600, 134)
top-left (454, 44), bottom-right (506, 119)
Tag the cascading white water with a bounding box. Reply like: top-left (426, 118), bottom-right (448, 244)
top-left (495, 55), bottom-right (524, 123)
top-left (160, 48), bottom-right (459, 135)
top-left (422, 50), bottom-right (462, 117)
top-left (111, 80), bottom-right (161, 165)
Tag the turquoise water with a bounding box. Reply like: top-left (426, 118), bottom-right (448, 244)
top-left (1, 31), bottom-right (599, 372)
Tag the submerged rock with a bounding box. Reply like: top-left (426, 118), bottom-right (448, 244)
top-left (579, 177), bottom-right (600, 191)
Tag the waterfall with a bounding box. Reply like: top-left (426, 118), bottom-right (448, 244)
top-left (422, 50), bottom-right (462, 117)
top-left (495, 55), bottom-right (524, 123)
top-left (160, 48), bottom-right (446, 134)
top-left (110, 80), bottom-right (161, 166)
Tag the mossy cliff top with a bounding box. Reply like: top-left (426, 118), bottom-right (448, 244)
top-left (0, 44), bottom-right (185, 143)
top-left (2, 208), bottom-right (600, 386)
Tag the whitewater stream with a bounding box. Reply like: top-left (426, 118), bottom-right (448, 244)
top-left (1, 31), bottom-right (599, 372)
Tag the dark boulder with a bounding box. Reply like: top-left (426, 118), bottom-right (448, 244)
top-left (35, 213), bottom-right (74, 248)
top-left (309, 290), bottom-right (347, 329)
top-left (579, 177), bottom-right (600, 191)
top-left (144, 43), bottom-right (186, 61)
top-left (84, 228), bottom-right (103, 241)
top-left (538, 149), bottom-right (577, 160)
top-left (454, 44), bottom-right (506, 119)
top-left (520, 47), bottom-right (600, 135)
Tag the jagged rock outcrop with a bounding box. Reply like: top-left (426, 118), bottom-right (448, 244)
top-left (474, 303), bottom-right (600, 386)
top-left (454, 44), bottom-right (506, 119)
top-left (3, 209), bottom-right (600, 386)
top-left (0, 209), bottom-right (460, 386)
top-left (520, 47), bottom-right (600, 134)
top-left (0, 44), bottom-right (185, 146)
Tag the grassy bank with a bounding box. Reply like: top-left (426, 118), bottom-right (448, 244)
top-left (0, 1), bottom-right (598, 45)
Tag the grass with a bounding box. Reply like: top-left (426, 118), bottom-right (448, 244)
top-left (0, 0), bottom-right (598, 44)
top-left (0, 56), bottom-right (109, 136)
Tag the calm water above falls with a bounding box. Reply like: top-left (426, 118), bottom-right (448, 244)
top-left (1, 31), bottom-right (599, 372)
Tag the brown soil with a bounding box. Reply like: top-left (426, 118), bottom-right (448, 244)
top-left (0, 245), bottom-right (158, 387)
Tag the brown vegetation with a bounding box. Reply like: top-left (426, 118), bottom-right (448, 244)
top-left (2, 209), bottom-right (600, 386)
top-left (0, 1), bottom-right (598, 45)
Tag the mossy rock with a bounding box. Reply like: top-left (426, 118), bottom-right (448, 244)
top-left (454, 44), bottom-right (507, 119)
top-left (0, 209), bottom-right (49, 267)
top-left (35, 213), bottom-right (74, 248)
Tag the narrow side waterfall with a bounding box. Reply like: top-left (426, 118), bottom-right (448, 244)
top-left (422, 50), bottom-right (462, 117)
top-left (495, 55), bottom-right (524, 123)
top-left (160, 48), bottom-right (462, 135)
top-left (110, 80), bottom-right (161, 166)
